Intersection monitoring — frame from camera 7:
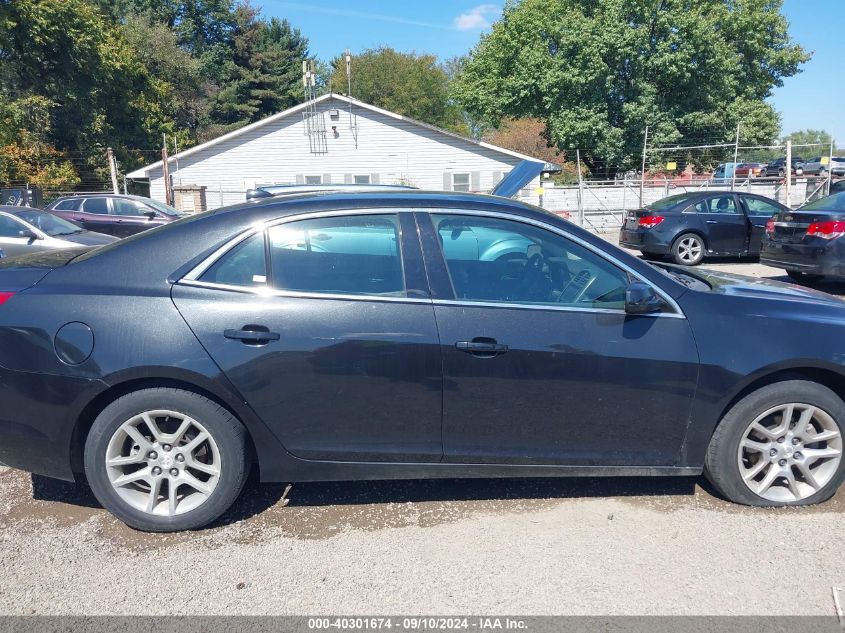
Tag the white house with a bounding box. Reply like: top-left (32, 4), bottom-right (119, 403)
top-left (127, 94), bottom-right (545, 211)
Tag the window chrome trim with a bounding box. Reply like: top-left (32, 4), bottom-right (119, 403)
top-left (431, 298), bottom-right (683, 318)
top-left (179, 206), bottom-right (686, 319)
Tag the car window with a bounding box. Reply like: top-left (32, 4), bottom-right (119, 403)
top-left (694, 196), bottom-right (740, 214)
top-left (11, 210), bottom-right (80, 236)
top-left (646, 194), bottom-right (693, 211)
top-left (112, 198), bottom-right (145, 217)
top-left (432, 214), bottom-right (629, 309)
top-left (268, 214), bottom-right (405, 296)
top-left (199, 232), bottom-right (267, 287)
top-left (742, 197), bottom-right (782, 216)
top-left (0, 215), bottom-right (24, 238)
top-left (82, 198), bottom-right (109, 215)
top-left (801, 191), bottom-right (845, 211)
top-left (52, 198), bottom-right (82, 211)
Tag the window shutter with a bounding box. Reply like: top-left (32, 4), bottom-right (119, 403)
top-left (443, 173), bottom-right (452, 191)
top-left (370, 173), bottom-right (380, 184)
top-left (323, 173), bottom-right (332, 185)
top-left (344, 173), bottom-right (353, 184)
top-left (471, 171), bottom-right (481, 192)
top-left (295, 174), bottom-right (304, 185)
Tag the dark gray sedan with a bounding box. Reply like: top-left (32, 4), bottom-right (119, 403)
top-left (0, 206), bottom-right (117, 257)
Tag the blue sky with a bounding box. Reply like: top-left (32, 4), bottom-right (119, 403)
top-left (262, 0), bottom-right (844, 142)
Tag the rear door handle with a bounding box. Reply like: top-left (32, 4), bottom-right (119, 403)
top-left (705, 220), bottom-right (718, 224)
top-left (456, 338), bottom-right (508, 357)
top-left (224, 327), bottom-right (280, 344)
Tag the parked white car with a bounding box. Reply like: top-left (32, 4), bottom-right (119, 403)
top-left (803, 156), bottom-right (845, 177)
top-left (0, 206), bottom-right (117, 258)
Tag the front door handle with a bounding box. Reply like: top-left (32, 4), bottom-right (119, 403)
top-left (455, 338), bottom-right (508, 357)
top-left (224, 326), bottom-right (280, 344)
top-left (705, 220), bottom-right (718, 224)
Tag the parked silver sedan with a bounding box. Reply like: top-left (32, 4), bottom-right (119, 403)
top-left (0, 206), bottom-right (117, 257)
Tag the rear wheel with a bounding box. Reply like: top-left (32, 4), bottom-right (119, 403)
top-left (671, 233), bottom-right (705, 266)
top-left (640, 251), bottom-right (663, 261)
top-left (786, 270), bottom-right (823, 284)
top-left (705, 381), bottom-right (845, 506)
top-left (84, 388), bottom-right (250, 532)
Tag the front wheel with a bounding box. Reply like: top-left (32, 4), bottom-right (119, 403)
top-left (671, 233), bottom-right (705, 266)
top-left (640, 251), bottom-right (663, 262)
top-left (84, 388), bottom-right (250, 532)
top-left (705, 381), bottom-right (845, 506)
top-left (787, 270), bottom-right (824, 284)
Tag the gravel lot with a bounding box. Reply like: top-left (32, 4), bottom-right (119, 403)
top-left (1, 241), bottom-right (844, 617)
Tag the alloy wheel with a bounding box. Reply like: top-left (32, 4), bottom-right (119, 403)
top-left (737, 403), bottom-right (842, 502)
top-left (676, 237), bottom-right (702, 264)
top-left (105, 410), bottom-right (221, 516)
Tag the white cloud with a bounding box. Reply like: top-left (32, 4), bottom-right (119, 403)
top-left (453, 4), bottom-right (500, 31)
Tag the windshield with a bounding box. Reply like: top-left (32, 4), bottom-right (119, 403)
top-left (645, 194), bottom-right (693, 212)
top-left (800, 191), bottom-right (845, 212)
top-left (11, 209), bottom-right (83, 236)
top-left (143, 199), bottom-right (182, 216)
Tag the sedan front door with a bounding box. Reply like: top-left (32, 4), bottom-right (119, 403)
top-left (172, 211), bottom-right (444, 463)
top-left (417, 211), bottom-right (699, 467)
top-left (739, 194), bottom-right (788, 255)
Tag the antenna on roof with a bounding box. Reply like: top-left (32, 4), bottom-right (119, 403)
top-left (344, 49), bottom-right (358, 148)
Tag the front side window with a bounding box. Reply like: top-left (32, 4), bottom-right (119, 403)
top-left (431, 214), bottom-right (629, 309)
top-left (82, 198), bottom-right (109, 215)
top-left (268, 214), bottom-right (404, 296)
top-left (12, 210), bottom-right (80, 236)
top-left (452, 173), bottom-right (471, 192)
top-left (200, 232), bottom-right (267, 287)
top-left (743, 197), bottom-right (782, 216)
top-left (0, 215), bottom-right (24, 238)
top-left (112, 198), bottom-right (145, 217)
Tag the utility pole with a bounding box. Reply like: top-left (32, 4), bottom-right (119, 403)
top-left (640, 125), bottom-right (649, 207)
top-left (173, 136), bottom-right (180, 186)
top-left (785, 140), bottom-right (792, 207)
top-left (827, 138), bottom-right (835, 195)
top-left (730, 124), bottom-right (740, 192)
top-left (161, 133), bottom-right (173, 206)
top-left (106, 147), bottom-right (119, 195)
top-left (576, 149), bottom-right (585, 227)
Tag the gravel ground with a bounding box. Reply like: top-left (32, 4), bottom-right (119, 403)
top-left (1, 243), bottom-right (844, 617)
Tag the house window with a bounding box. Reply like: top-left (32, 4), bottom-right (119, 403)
top-left (304, 175), bottom-right (322, 185)
top-left (452, 173), bottom-right (471, 192)
top-left (353, 175), bottom-right (371, 185)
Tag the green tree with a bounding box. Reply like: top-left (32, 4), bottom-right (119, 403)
top-left (329, 47), bottom-right (469, 134)
top-left (453, 0), bottom-right (809, 177)
top-left (209, 5), bottom-right (309, 133)
top-left (781, 129), bottom-right (837, 155)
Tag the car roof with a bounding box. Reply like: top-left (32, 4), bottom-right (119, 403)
top-left (51, 194), bottom-right (150, 201)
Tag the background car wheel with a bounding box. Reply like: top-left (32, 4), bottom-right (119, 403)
top-left (778, 168), bottom-right (786, 177)
top-left (704, 380), bottom-right (845, 507)
top-left (671, 233), bottom-right (705, 266)
top-left (640, 252), bottom-right (663, 261)
top-left (84, 388), bottom-right (250, 532)
top-left (787, 270), bottom-right (823, 284)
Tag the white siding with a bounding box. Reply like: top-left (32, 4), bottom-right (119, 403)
top-left (147, 97), bottom-right (537, 210)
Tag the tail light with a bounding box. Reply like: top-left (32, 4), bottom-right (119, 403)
top-left (765, 219), bottom-right (775, 235)
top-left (638, 215), bottom-right (665, 229)
top-left (806, 221), bottom-right (845, 240)
top-left (0, 292), bottom-right (14, 306)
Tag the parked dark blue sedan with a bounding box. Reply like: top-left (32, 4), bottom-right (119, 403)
top-left (620, 191), bottom-right (789, 265)
top-left (0, 189), bottom-right (844, 531)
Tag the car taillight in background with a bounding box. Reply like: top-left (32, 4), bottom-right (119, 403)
top-left (806, 221), bottom-right (845, 240)
top-left (0, 292), bottom-right (15, 306)
top-left (765, 219), bottom-right (776, 235)
top-left (638, 215), bottom-right (665, 228)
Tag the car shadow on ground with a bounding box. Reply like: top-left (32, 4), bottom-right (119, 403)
top-left (30, 472), bottom-right (701, 528)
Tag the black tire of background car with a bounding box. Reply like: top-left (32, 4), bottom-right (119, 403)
top-left (704, 380), bottom-right (845, 507)
top-left (84, 388), bottom-right (250, 532)
top-left (787, 270), bottom-right (824, 284)
top-left (640, 252), bottom-right (664, 262)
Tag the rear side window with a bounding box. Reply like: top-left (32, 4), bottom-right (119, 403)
top-left (82, 198), bottom-right (109, 215)
top-left (200, 233), bottom-right (267, 287)
top-left (52, 198), bottom-right (82, 211)
top-left (268, 214), bottom-right (405, 296)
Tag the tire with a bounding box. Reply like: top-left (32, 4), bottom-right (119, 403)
top-left (640, 251), bottom-right (663, 261)
top-left (705, 380), bottom-right (845, 507)
top-left (778, 168), bottom-right (786, 178)
top-left (671, 233), bottom-right (705, 266)
top-left (787, 270), bottom-right (824, 284)
top-left (84, 388), bottom-right (250, 532)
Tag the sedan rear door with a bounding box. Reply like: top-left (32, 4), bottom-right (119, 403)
top-left (172, 211), bottom-right (444, 463)
top-left (690, 194), bottom-right (748, 255)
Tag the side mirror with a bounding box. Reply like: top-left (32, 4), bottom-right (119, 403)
top-left (625, 281), bottom-right (663, 315)
top-left (144, 210), bottom-right (157, 220)
top-left (18, 229), bottom-right (39, 241)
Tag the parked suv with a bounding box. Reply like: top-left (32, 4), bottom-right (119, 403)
top-left (761, 157), bottom-right (804, 178)
top-left (44, 194), bottom-right (184, 238)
